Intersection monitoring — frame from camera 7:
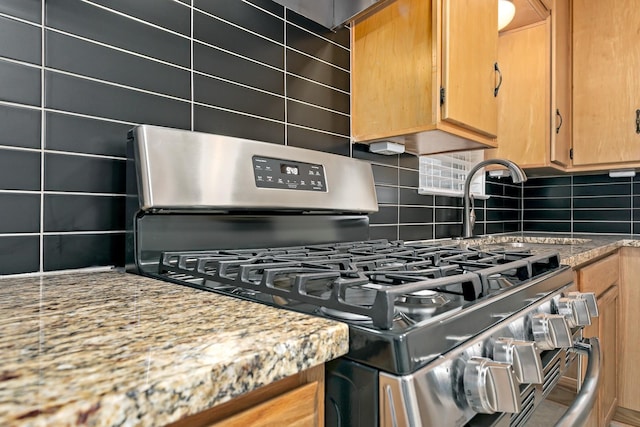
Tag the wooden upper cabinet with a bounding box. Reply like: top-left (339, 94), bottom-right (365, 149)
top-left (351, 0), bottom-right (499, 155)
top-left (550, 0), bottom-right (571, 166)
top-left (488, 20), bottom-right (551, 168)
top-left (572, 0), bottom-right (640, 167)
top-left (487, 0), bottom-right (573, 172)
top-left (441, 0), bottom-right (498, 137)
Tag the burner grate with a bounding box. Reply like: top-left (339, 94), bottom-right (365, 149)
top-left (157, 240), bottom-right (561, 329)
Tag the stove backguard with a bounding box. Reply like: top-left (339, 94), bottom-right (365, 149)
top-left (126, 213), bottom-right (370, 274)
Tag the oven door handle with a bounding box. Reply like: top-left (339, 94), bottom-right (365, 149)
top-left (554, 337), bottom-right (601, 427)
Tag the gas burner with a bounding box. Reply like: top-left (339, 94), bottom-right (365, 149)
top-left (397, 289), bottom-right (449, 307)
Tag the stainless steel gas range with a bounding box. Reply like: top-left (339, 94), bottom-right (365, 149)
top-left (125, 125), bottom-right (600, 427)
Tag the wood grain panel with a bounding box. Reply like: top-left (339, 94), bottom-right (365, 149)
top-left (619, 247), bottom-right (640, 413)
top-left (212, 382), bottom-right (319, 427)
top-left (598, 286), bottom-right (619, 427)
top-left (442, 0), bottom-right (498, 137)
top-left (169, 364), bottom-right (324, 427)
top-left (614, 406), bottom-right (640, 426)
top-left (488, 21), bottom-right (549, 167)
top-left (351, 0), bottom-right (435, 142)
top-left (572, 0), bottom-right (640, 165)
top-left (577, 253), bottom-right (619, 297)
top-left (550, 0), bottom-right (571, 166)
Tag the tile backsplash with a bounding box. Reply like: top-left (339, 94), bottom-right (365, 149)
top-left (2, 0), bottom-right (631, 276)
top-left (0, 0), bottom-right (521, 276)
top-left (523, 173), bottom-right (640, 235)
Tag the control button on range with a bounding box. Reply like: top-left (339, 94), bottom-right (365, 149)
top-left (256, 175), bottom-right (263, 181)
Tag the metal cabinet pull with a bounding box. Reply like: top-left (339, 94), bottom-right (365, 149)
top-left (556, 109), bottom-right (563, 134)
top-left (494, 62), bottom-right (502, 97)
top-left (636, 109), bottom-right (640, 134)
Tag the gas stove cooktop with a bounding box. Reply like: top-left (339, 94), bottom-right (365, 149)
top-left (158, 239), bottom-right (561, 328)
top-left (153, 239), bottom-right (568, 374)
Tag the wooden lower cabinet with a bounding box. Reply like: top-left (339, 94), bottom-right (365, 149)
top-left (581, 285), bottom-right (618, 427)
top-left (168, 364), bottom-right (325, 427)
top-left (577, 253), bottom-right (619, 427)
top-left (618, 248), bottom-right (640, 426)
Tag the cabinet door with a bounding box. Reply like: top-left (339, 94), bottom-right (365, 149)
top-left (351, 0), bottom-right (435, 142)
top-left (492, 21), bottom-right (550, 167)
top-left (581, 287), bottom-right (618, 427)
top-left (211, 381), bottom-right (320, 427)
top-left (620, 247), bottom-right (640, 413)
top-left (572, 0), bottom-right (640, 166)
top-left (598, 286), bottom-right (618, 426)
top-left (441, 0), bottom-right (498, 137)
top-left (550, 0), bottom-right (571, 166)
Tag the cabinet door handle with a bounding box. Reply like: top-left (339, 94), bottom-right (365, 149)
top-left (556, 109), bottom-right (563, 134)
top-left (494, 62), bottom-right (502, 97)
top-left (636, 109), bottom-right (640, 134)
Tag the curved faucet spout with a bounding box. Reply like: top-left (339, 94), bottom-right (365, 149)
top-left (461, 159), bottom-right (527, 238)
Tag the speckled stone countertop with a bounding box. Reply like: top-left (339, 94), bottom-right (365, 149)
top-left (0, 271), bottom-right (349, 427)
top-left (438, 232), bottom-right (640, 267)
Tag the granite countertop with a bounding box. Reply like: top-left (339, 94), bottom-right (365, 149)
top-left (455, 232), bottom-right (640, 267)
top-left (0, 271), bottom-right (349, 427)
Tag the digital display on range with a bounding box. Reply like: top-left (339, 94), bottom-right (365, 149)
top-left (281, 164), bottom-right (299, 175)
top-left (252, 156), bottom-right (326, 192)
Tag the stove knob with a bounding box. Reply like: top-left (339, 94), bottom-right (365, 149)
top-left (568, 291), bottom-right (599, 318)
top-left (463, 356), bottom-right (521, 414)
top-left (493, 338), bottom-right (544, 384)
top-left (557, 296), bottom-right (591, 328)
top-left (532, 313), bottom-right (572, 350)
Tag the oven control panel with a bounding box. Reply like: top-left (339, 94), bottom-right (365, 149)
top-left (252, 156), bottom-right (327, 192)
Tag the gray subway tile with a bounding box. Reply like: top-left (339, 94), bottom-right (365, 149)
top-left (285, 9), bottom-right (350, 48)
top-left (43, 233), bottom-right (124, 271)
top-left (399, 224), bottom-right (433, 241)
top-left (46, 0), bottom-right (190, 67)
top-left (371, 164), bottom-right (397, 186)
top-left (194, 74), bottom-right (284, 121)
top-left (0, 104), bottom-right (40, 149)
top-left (44, 152), bottom-right (126, 194)
top-left (369, 206), bottom-right (398, 225)
top-left (45, 112), bottom-right (131, 157)
top-left (286, 49), bottom-right (349, 93)
top-left (0, 59), bottom-right (40, 106)
top-left (194, 10), bottom-right (283, 69)
top-left (400, 206), bottom-right (433, 224)
top-left (195, 0), bottom-right (283, 43)
top-left (286, 23), bottom-right (349, 69)
top-left (0, 193), bottom-right (40, 233)
top-left (194, 42), bottom-right (284, 95)
top-left (0, 0), bottom-right (41, 24)
top-left (286, 126), bottom-right (349, 156)
top-left (193, 105), bottom-right (285, 145)
top-left (0, 149), bottom-right (40, 191)
top-left (89, 0), bottom-right (190, 36)
top-left (46, 30), bottom-right (191, 99)
top-left (287, 99), bottom-right (349, 136)
top-left (44, 194), bottom-right (125, 232)
top-left (286, 74), bottom-right (349, 114)
top-left (45, 71), bottom-right (190, 129)
top-left (0, 15), bottom-right (41, 64)
top-left (0, 236), bottom-right (39, 275)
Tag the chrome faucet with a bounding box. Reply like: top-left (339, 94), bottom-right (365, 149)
top-left (461, 159), bottom-right (527, 238)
